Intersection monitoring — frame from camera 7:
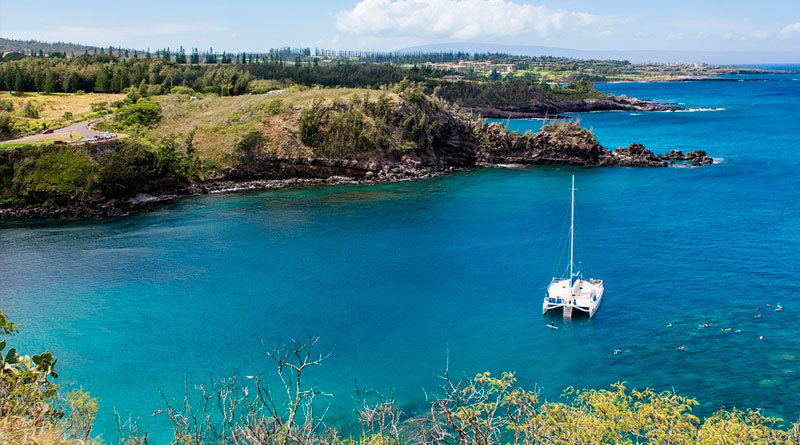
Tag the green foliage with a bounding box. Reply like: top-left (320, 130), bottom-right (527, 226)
top-left (10, 147), bottom-right (97, 194)
top-left (1, 311), bottom-right (61, 424)
top-left (169, 85), bottom-right (195, 95)
top-left (61, 111), bottom-right (73, 121)
top-left (62, 389), bottom-right (98, 441)
top-left (0, 310), bottom-right (18, 335)
top-left (96, 142), bottom-right (158, 197)
top-left (89, 102), bottom-right (108, 113)
top-left (298, 100), bottom-right (326, 147)
top-left (0, 112), bottom-right (11, 135)
top-left (299, 100), bottom-right (380, 158)
top-left (265, 98), bottom-right (284, 115)
top-left (0, 99), bottom-right (13, 112)
top-left (116, 100), bottom-right (161, 127)
top-left (21, 101), bottom-right (42, 118)
top-left (234, 130), bottom-right (264, 156)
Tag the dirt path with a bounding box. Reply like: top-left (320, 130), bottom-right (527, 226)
top-left (0, 119), bottom-right (117, 145)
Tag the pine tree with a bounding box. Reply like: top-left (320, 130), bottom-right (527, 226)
top-left (95, 69), bottom-right (110, 93)
top-left (43, 70), bottom-right (54, 93)
top-left (13, 68), bottom-right (23, 93)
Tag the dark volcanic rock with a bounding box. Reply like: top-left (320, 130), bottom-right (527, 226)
top-left (613, 143), bottom-right (668, 167)
top-left (464, 96), bottom-right (682, 119)
top-left (683, 150), bottom-right (714, 166)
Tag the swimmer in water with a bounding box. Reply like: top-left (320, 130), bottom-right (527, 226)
top-left (678, 345), bottom-right (685, 351)
top-left (614, 348), bottom-right (622, 355)
top-left (547, 322), bottom-right (558, 329)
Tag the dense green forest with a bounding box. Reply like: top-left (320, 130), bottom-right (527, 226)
top-left (0, 51), bottom-right (611, 107)
top-left (0, 53), bottom-right (444, 96)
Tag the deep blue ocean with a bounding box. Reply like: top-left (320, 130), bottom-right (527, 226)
top-left (2, 68), bottom-right (800, 441)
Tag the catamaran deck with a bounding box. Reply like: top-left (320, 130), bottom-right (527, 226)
top-left (543, 278), bottom-right (604, 318)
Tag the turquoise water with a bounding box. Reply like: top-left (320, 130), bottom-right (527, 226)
top-left (2, 70), bottom-right (800, 440)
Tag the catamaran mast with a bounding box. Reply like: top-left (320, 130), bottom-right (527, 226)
top-left (569, 175), bottom-right (575, 284)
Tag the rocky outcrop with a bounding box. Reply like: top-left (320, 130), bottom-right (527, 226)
top-left (0, 95), bottom-right (711, 219)
top-left (474, 122), bottom-right (711, 168)
top-left (464, 96), bottom-right (682, 119)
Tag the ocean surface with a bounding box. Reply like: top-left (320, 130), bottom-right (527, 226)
top-left (2, 68), bottom-right (800, 440)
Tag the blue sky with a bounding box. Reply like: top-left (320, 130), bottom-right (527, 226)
top-left (1, 0), bottom-right (799, 54)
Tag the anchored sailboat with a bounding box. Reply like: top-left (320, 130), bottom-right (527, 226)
top-left (542, 175), bottom-right (604, 319)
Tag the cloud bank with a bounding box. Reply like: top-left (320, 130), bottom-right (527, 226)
top-left (2, 23), bottom-right (225, 46)
top-left (780, 21), bottom-right (800, 38)
top-left (336, 0), bottom-right (620, 41)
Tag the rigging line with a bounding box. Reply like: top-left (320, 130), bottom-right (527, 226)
top-left (552, 188), bottom-right (572, 278)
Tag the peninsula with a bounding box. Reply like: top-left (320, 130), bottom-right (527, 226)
top-left (0, 86), bottom-right (710, 219)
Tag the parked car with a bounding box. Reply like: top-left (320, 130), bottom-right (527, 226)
top-left (42, 129), bottom-right (54, 134)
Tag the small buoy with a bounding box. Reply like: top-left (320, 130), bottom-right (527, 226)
top-left (678, 345), bottom-right (685, 351)
top-left (152, 409), bottom-right (163, 416)
top-left (667, 323), bottom-right (673, 327)
top-left (759, 335), bottom-right (764, 340)
top-left (735, 329), bottom-right (742, 333)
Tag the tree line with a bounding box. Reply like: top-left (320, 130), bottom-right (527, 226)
top-left (0, 53), bottom-right (443, 96)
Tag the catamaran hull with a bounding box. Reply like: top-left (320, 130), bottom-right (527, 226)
top-left (542, 279), bottom-right (604, 319)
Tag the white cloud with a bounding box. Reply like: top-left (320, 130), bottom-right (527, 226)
top-left (1, 23), bottom-right (224, 46)
top-left (336, 0), bottom-right (621, 41)
top-left (780, 21), bottom-right (800, 38)
top-left (667, 32), bottom-right (684, 41)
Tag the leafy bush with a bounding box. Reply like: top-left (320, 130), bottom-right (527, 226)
top-left (12, 148), bottom-right (97, 194)
top-left (236, 131), bottom-right (264, 155)
top-left (0, 99), bottom-right (13, 112)
top-left (116, 100), bottom-right (162, 127)
top-left (265, 98), bottom-right (284, 115)
top-left (0, 112), bottom-right (12, 135)
top-left (89, 102), bottom-right (107, 112)
top-left (1, 310), bottom-right (98, 443)
top-left (21, 101), bottom-right (42, 118)
top-left (97, 142), bottom-right (158, 196)
top-left (170, 85), bottom-right (195, 95)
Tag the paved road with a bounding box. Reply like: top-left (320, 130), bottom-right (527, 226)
top-left (1, 120), bottom-right (107, 144)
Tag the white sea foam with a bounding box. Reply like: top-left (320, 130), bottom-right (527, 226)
top-left (713, 157), bottom-right (725, 164)
top-left (670, 107), bottom-right (726, 113)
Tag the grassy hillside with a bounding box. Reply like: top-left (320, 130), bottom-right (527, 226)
top-left (0, 92), bottom-right (125, 139)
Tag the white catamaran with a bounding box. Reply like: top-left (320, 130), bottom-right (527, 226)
top-left (542, 175), bottom-right (604, 319)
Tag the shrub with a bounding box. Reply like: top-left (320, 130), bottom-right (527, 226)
top-left (0, 99), bottom-right (13, 112)
top-left (0, 112), bottom-right (12, 135)
top-left (97, 142), bottom-right (158, 196)
top-left (170, 86), bottom-right (195, 95)
top-left (21, 101), bottom-right (41, 118)
top-left (234, 131), bottom-right (264, 155)
top-left (265, 98), bottom-right (284, 115)
top-left (61, 111), bottom-right (73, 121)
top-left (116, 100), bottom-right (162, 127)
top-left (89, 101), bottom-right (107, 112)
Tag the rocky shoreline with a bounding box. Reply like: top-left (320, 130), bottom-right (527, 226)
top-left (0, 147), bottom-right (712, 220)
top-left (0, 95), bottom-right (713, 220)
top-left (464, 96), bottom-right (682, 119)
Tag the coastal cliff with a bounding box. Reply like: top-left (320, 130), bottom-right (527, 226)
top-left (0, 88), bottom-right (710, 219)
top-left (431, 79), bottom-right (682, 118)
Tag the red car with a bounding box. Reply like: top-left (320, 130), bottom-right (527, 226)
top-left (42, 129), bottom-right (54, 134)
